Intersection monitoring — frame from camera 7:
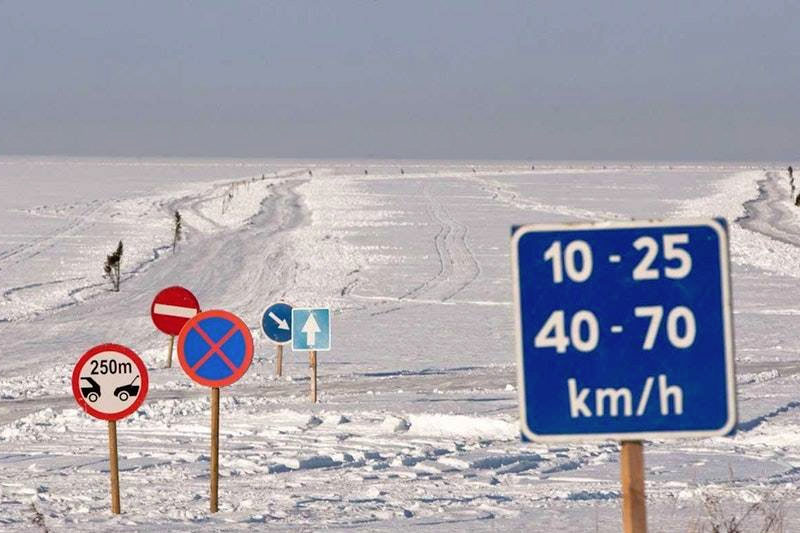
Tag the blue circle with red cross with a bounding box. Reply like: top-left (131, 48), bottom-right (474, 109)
top-left (177, 309), bottom-right (253, 387)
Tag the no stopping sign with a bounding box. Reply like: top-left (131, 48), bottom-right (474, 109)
top-left (177, 310), bottom-right (253, 388)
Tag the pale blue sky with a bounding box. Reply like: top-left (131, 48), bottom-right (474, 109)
top-left (1, 1), bottom-right (798, 160)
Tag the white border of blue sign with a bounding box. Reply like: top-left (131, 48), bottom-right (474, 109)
top-left (291, 307), bottom-right (332, 352)
top-left (511, 218), bottom-right (737, 442)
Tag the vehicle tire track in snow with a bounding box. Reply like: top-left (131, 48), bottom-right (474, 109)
top-left (0, 277), bottom-right (88, 321)
top-left (434, 193), bottom-right (481, 302)
top-left (0, 365), bottom-right (511, 424)
top-left (0, 173), bottom-right (309, 378)
top-left (0, 361), bottom-right (619, 529)
top-left (371, 185), bottom-right (480, 316)
top-left (0, 200), bottom-right (105, 272)
top-left (159, 171), bottom-right (307, 238)
top-left (0, 171), bottom-right (307, 323)
top-left (390, 187), bottom-right (452, 302)
top-left (736, 400), bottom-right (800, 433)
top-left (737, 171), bottom-right (800, 249)
top-left (181, 185), bottom-right (230, 232)
top-left (676, 170), bottom-right (800, 280)
top-left (461, 172), bottom-right (628, 221)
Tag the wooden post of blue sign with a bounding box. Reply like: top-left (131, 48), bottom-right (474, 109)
top-left (309, 351), bottom-right (317, 403)
top-left (210, 387), bottom-right (219, 513)
top-left (275, 345), bottom-right (283, 377)
top-left (620, 441), bottom-right (646, 533)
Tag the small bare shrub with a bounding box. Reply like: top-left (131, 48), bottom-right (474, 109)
top-left (688, 488), bottom-right (784, 533)
top-left (103, 240), bottom-right (123, 291)
top-left (172, 210), bottom-right (182, 253)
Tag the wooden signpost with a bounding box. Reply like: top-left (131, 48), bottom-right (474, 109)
top-left (166, 335), bottom-right (175, 368)
top-left (107, 421), bottom-right (121, 514)
top-left (177, 309), bottom-right (253, 513)
top-left (309, 350), bottom-right (317, 403)
top-left (275, 344), bottom-right (284, 377)
top-left (210, 386), bottom-right (220, 513)
top-left (620, 441), bottom-right (646, 533)
top-left (71, 344), bottom-right (149, 515)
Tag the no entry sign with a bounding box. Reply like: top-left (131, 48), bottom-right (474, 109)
top-left (72, 344), bottom-right (149, 421)
top-left (511, 219), bottom-right (736, 441)
top-left (177, 309), bottom-right (253, 387)
top-left (151, 286), bottom-right (200, 336)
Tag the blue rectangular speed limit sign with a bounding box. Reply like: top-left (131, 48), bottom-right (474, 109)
top-left (511, 219), bottom-right (736, 441)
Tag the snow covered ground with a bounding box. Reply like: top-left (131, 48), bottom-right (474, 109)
top-left (1, 157), bottom-right (799, 531)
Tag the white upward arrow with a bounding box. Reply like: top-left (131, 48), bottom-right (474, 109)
top-left (269, 311), bottom-right (290, 330)
top-left (301, 313), bottom-right (321, 346)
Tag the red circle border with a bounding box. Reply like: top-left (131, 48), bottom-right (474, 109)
top-left (71, 343), bottom-right (149, 421)
top-left (177, 309), bottom-right (254, 388)
top-left (150, 285), bottom-right (200, 336)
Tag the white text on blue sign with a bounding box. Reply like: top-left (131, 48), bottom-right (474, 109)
top-left (512, 220), bottom-right (736, 441)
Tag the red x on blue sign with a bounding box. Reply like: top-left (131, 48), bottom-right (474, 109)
top-left (177, 310), bottom-right (253, 387)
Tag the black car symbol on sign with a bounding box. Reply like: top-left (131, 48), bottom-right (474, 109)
top-left (114, 375), bottom-right (140, 402)
top-left (81, 377), bottom-right (101, 403)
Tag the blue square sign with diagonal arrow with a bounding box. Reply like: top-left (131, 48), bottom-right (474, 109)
top-left (291, 308), bottom-right (331, 351)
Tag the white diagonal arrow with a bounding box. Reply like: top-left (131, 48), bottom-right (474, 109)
top-left (268, 311), bottom-right (290, 330)
top-left (301, 312), bottom-right (321, 346)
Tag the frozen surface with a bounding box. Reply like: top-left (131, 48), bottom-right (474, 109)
top-left (0, 158), bottom-right (798, 531)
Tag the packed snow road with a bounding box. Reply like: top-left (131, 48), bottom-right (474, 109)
top-left (1, 158), bottom-right (800, 531)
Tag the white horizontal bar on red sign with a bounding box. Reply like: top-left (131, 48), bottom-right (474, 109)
top-left (154, 304), bottom-right (197, 319)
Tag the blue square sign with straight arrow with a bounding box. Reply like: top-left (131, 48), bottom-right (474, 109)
top-left (292, 308), bottom-right (331, 351)
top-left (511, 219), bottom-right (736, 442)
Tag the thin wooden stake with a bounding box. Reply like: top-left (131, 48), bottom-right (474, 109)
top-left (107, 420), bottom-right (121, 514)
top-left (166, 335), bottom-right (175, 368)
top-left (275, 344), bottom-right (283, 377)
top-left (310, 350), bottom-right (317, 403)
top-left (620, 440), bottom-right (647, 533)
top-left (210, 387), bottom-right (220, 513)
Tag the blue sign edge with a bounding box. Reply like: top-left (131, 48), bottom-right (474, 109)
top-left (290, 307), bottom-right (332, 352)
top-left (510, 218), bottom-right (737, 442)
